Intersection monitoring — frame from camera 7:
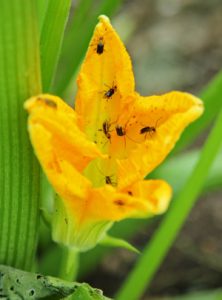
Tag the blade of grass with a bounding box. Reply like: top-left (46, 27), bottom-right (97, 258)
top-left (116, 108), bottom-right (222, 300)
top-left (175, 70), bottom-right (222, 152)
top-left (36, 0), bottom-right (49, 33)
top-left (53, 0), bottom-right (124, 96)
top-left (0, 0), bottom-right (41, 269)
top-left (40, 0), bottom-right (72, 92)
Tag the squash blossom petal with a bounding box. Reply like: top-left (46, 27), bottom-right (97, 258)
top-left (24, 15), bottom-right (204, 251)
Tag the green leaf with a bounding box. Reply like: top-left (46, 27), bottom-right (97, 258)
top-left (53, 0), bottom-right (124, 96)
top-left (71, 283), bottom-right (112, 300)
top-left (116, 109), bottom-right (222, 300)
top-left (0, 264), bottom-right (76, 299)
top-left (40, 0), bottom-right (72, 91)
top-left (100, 235), bottom-right (140, 254)
top-left (0, 0), bottom-right (41, 269)
top-left (36, 0), bottom-right (49, 32)
top-left (0, 265), bottom-right (111, 300)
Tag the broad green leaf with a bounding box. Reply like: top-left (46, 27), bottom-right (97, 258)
top-left (40, 0), bottom-right (72, 91)
top-left (116, 109), bottom-right (222, 300)
top-left (0, 0), bottom-right (41, 269)
top-left (0, 265), bottom-right (111, 300)
top-left (0, 264), bottom-right (75, 299)
top-left (71, 283), bottom-right (112, 300)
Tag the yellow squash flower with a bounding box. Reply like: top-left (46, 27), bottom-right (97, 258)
top-left (24, 15), bottom-right (203, 251)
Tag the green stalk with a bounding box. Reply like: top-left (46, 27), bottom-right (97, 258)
top-left (0, 0), bottom-right (41, 270)
top-left (58, 246), bottom-right (79, 282)
top-left (116, 109), bottom-right (222, 300)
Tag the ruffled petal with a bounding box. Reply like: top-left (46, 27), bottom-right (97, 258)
top-left (80, 179), bottom-right (172, 221)
top-left (121, 179), bottom-right (172, 215)
top-left (115, 91), bottom-right (203, 188)
top-left (25, 94), bottom-right (104, 173)
top-left (24, 94), bottom-right (107, 209)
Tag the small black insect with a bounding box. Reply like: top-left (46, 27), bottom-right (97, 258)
top-left (97, 37), bottom-right (104, 54)
top-left (115, 125), bottom-right (126, 136)
top-left (140, 126), bottom-right (156, 134)
top-left (101, 120), bottom-right (111, 140)
top-left (114, 199), bottom-right (125, 206)
top-left (140, 126), bottom-right (156, 135)
top-left (105, 176), bottom-right (112, 185)
top-left (140, 118), bottom-right (161, 138)
top-left (105, 175), bottom-right (117, 186)
top-left (37, 97), bottom-right (57, 108)
top-left (44, 99), bottom-right (57, 108)
top-left (104, 85), bottom-right (117, 99)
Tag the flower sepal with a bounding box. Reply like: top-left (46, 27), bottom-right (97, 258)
top-left (52, 196), bottom-right (113, 252)
top-left (99, 234), bottom-right (140, 254)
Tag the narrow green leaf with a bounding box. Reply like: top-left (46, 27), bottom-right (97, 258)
top-left (53, 0), bottom-right (124, 96)
top-left (36, 0), bottom-right (49, 33)
top-left (175, 70), bottom-right (222, 152)
top-left (40, 0), bottom-right (72, 91)
top-left (116, 109), bottom-right (222, 300)
top-left (100, 235), bottom-right (140, 254)
top-left (0, 0), bottom-right (41, 269)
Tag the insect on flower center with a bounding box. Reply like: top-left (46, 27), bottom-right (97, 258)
top-left (96, 37), bottom-right (104, 54)
top-left (104, 84), bottom-right (117, 99)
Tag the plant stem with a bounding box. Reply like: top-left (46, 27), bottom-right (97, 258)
top-left (0, 0), bottom-right (41, 270)
top-left (116, 108), bottom-right (222, 300)
top-left (59, 246), bottom-right (79, 282)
